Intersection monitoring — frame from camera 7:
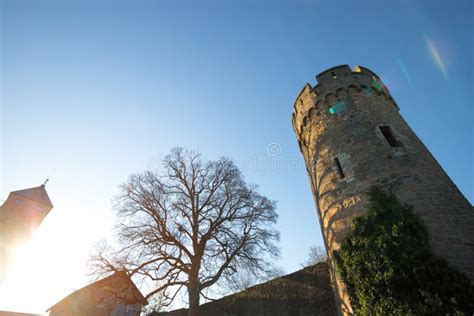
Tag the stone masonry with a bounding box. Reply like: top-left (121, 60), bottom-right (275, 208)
top-left (292, 65), bottom-right (474, 315)
top-left (155, 263), bottom-right (336, 316)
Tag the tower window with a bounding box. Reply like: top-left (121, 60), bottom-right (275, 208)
top-left (334, 157), bottom-right (345, 179)
top-left (379, 126), bottom-right (400, 147)
top-left (332, 72), bottom-right (337, 79)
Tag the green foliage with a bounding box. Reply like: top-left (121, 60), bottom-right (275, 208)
top-left (335, 186), bottom-right (474, 315)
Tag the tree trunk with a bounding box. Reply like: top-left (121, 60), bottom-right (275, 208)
top-left (188, 285), bottom-right (200, 316)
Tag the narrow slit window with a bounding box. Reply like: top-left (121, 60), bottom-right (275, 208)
top-left (379, 126), bottom-right (400, 147)
top-left (334, 157), bottom-right (345, 179)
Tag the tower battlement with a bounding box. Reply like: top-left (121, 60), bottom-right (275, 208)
top-left (293, 65), bottom-right (397, 119)
top-left (292, 65), bottom-right (399, 153)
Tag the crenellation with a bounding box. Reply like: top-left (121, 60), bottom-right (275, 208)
top-left (316, 65), bottom-right (352, 83)
top-left (295, 85), bottom-right (395, 144)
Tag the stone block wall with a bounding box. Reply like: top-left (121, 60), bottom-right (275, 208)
top-left (155, 263), bottom-right (336, 316)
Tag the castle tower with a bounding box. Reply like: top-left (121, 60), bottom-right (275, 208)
top-left (0, 183), bottom-right (53, 282)
top-left (292, 65), bottom-right (474, 314)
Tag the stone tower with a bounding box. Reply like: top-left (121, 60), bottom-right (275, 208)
top-left (0, 184), bottom-right (53, 281)
top-left (291, 65), bottom-right (474, 314)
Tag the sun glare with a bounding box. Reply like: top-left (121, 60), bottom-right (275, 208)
top-left (0, 203), bottom-right (114, 314)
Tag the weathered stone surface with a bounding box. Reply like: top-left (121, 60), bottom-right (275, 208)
top-left (155, 263), bottom-right (336, 316)
top-left (292, 65), bottom-right (474, 315)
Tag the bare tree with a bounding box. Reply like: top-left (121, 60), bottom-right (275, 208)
top-left (89, 148), bottom-right (280, 316)
top-left (301, 245), bottom-right (327, 267)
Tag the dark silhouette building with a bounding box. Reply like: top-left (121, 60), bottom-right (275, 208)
top-left (0, 184), bottom-right (53, 282)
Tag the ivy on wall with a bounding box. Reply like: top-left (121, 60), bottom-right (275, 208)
top-left (334, 186), bottom-right (474, 315)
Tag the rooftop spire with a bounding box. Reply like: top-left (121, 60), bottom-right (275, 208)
top-left (11, 184), bottom-right (53, 207)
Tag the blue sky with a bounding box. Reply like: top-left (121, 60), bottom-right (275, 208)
top-left (0, 0), bottom-right (472, 313)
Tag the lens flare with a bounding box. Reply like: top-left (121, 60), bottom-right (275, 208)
top-left (360, 86), bottom-right (372, 96)
top-left (329, 101), bottom-right (347, 115)
top-left (372, 80), bottom-right (382, 91)
top-left (396, 58), bottom-right (412, 87)
top-left (424, 35), bottom-right (448, 79)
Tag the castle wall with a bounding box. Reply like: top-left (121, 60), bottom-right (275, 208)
top-left (155, 263), bottom-right (336, 316)
top-left (292, 65), bottom-right (474, 314)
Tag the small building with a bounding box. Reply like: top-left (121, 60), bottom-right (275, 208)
top-left (47, 270), bottom-right (146, 316)
top-left (0, 183), bottom-right (54, 244)
top-left (0, 183), bottom-right (54, 282)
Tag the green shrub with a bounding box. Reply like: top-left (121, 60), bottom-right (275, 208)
top-left (334, 186), bottom-right (474, 315)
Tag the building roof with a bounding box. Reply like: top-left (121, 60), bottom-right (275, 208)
top-left (47, 270), bottom-right (146, 312)
top-left (11, 185), bottom-right (53, 208)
